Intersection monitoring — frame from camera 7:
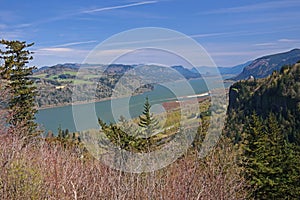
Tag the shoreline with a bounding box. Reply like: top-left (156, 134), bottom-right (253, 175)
top-left (37, 97), bottom-right (112, 111)
top-left (37, 91), bottom-right (211, 112)
top-left (36, 93), bottom-right (142, 111)
top-left (36, 76), bottom-right (228, 111)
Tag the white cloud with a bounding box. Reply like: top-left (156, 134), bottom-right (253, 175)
top-left (14, 23), bottom-right (33, 28)
top-left (35, 47), bottom-right (88, 57)
top-left (253, 43), bottom-right (276, 47)
top-left (54, 40), bottom-right (98, 47)
top-left (278, 38), bottom-right (298, 43)
top-left (32, 47), bottom-right (89, 67)
top-left (38, 47), bottom-right (74, 53)
top-left (82, 1), bottom-right (158, 14)
top-left (190, 32), bottom-right (238, 38)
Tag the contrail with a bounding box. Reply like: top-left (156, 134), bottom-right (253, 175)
top-left (82, 1), bottom-right (158, 14)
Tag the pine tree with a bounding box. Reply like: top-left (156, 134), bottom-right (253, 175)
top-left (98, 118), bottom-right (146, 152)
top-left (263, 113), bottom-right (300, 198)
top-left (242, 113), bottom-right (300, 199)
top-left (138, 96), bottom-right (159, 137)
top-left (241, 112), bottom-right (265, 197)
top-left (242, 112), bottom-right (264, 158)
top-left (98, 98), bottom-right (162, 153)
top-left (253, 113), bottom-right (284, 199)
top-left (0, 40), bottom-right (37, 135)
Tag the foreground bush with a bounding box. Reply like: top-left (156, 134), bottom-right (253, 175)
top-left (0, 133), bottom-right (247, 200)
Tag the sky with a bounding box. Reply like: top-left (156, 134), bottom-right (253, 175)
top-left (1, 0), bottom-right (300, 67)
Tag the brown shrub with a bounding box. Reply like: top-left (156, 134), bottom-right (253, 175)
top-left (0, 132), bottom-right (248, 199)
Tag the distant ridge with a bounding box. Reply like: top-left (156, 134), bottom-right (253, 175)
top-left (171, 65), bottom-right (201, 79)
top-left (35, 63), bottom-right (201, 80)
top-left (192, 61), bottom-right (252, 76)
top-left (232, 49), bottom-right (300, 80)
top-left (218, 61), bottom-right (252, 75)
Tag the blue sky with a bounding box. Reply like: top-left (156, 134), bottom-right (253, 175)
top-left (1, 0), bottom-right (300, 67)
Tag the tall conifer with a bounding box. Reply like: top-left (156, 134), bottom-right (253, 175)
top-left (0, 40), bottom-right (37, 135)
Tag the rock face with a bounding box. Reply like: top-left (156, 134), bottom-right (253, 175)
top-left (233, 49), bottom-right (300, 80)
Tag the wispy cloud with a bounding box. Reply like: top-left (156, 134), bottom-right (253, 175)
top-left (35, 47), bottom-right (88, 57)
top-left (38, 47), bottom-right (74, 53)
top-left (82, 1), bottom-right (158, 14)
top-left (278, 38), bottom-right (299, 43)
top-left (253, 43), bottom-right (276, 47)
top-left (252, 39), bottom-right (300, 48)
top-left (14, 23), bottom-right (33, 28)
top-left (54, 40), bottom-right (98, 47)
top-left (190, 31), bottom-right (245, 39)
top-left (202, 0), bottom-right (300, 14)
top-left (4, 1), bottom-right (159, 30)
top-left (33, 48), bottom-right (89, 66)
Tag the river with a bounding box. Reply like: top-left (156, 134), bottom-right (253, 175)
top-left (36, 76), bottom-right (232, 133)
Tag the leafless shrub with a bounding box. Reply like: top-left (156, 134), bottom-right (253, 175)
top-left (0, 130), bottom-right (248, 199)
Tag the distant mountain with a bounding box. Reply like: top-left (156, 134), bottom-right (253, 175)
top-left (191, 66), bottom-right (217, 75)
top-left (232, 49), bottom-right (300, 80)
top-left (35, 63), bottom-right (80, 75)
top-left (104, 64), bottom-right (134, 75)
top-left (36, 63), bottom-right (201, 80)
top-left (171, 65), bottom-right (201, 79)
top-left (219, 61), bottom-right (252, 75)
top-left (35, 63), bottom-right (105, 73)
top-left (191, 61), bottom-right (252, 76)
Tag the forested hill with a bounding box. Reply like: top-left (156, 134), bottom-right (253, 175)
top-left (232, 49), bottom-right (300, 80)
top-left (226, 62), bottom-right (300, 143)
top-left (31, 63), bottom-right (200, 108)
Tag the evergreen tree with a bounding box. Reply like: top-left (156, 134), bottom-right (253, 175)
top-left (242, 113), bottom-right (300, 199)
top-left (242, 112), bottom-right (264, 156)
top-left (241, 112), bottom-right (265, 197)
top-left (138, 96), bottom-right (159, 137)
top-left (263, 113), bottom-right (300, 198)
top-left (0, 40), bottom-right (37, 135)
top-left (98, 118), bottom-right (147, 152)
top-left (98, 98), bottom-right (163, 153)
top-left (58, 125), bottom-right (64, 139)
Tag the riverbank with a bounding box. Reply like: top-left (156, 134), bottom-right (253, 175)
top-left (36, 90), bottom-right (151, 111)
top-left (37, 96), bottom-right (114, 111)
top-left (36, 76), bottom-right (228, 111)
